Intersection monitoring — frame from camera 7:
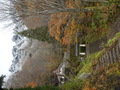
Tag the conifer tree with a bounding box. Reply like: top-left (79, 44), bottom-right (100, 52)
top-left (18, 26), bottom-right (56, 43)
top-left (0, 75), bottom-right (5, 89)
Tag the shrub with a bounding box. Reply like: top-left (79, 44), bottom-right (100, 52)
top-left (61, 79), bottom-right (86, 90)
top-left (83, 63), bottom-right (120, 90)
top-left (14, 85), bottom-right (60, 90)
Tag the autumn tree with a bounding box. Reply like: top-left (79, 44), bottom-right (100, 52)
top-left (48, 0), bottom-right (119, 44)
top-left (0, 0), bottom-right (119, 45)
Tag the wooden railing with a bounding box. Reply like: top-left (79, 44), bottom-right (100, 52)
top-left (97, 40), bottom-right (120, 68)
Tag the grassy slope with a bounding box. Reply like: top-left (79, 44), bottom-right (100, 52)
top-left (77, 32), bottom-right (120, 77)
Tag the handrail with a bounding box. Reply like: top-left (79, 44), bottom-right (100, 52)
top-left (96, 40), bottom-right (120, 68)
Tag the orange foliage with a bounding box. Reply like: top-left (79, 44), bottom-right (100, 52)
top-left (25, 81), bottom-right (37, 88)
top-left (49, 0), bottom-right (109, 44)
top-left (49, 12), bottom-right (83, 45)
top-left (83, 82), bottom-right (97, 90)
top-left (48, 0), bottom-right (86, 45)
top-left (48, 12), bottom-right (70, 43)
top-left (66, 0), bottom-right (80, 9)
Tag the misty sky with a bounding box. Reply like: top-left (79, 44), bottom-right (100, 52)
top-left (0, 22), bottom-right (15, 75)
top-left (0, 0), bottom-right (15, 76)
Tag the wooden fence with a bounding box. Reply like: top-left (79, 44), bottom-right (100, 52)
top-left (97, 40), bottom-right (120, 68)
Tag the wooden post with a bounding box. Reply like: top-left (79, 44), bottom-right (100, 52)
top-left (98, 58), bottom-right (101, 67)
top-left (117, 45), bottom-right (120, 62)
top-left (105, 53), bottom-right (108, 65)
top-left (86, 43), bottom-right (90, 58)
top-left (108, 51), bottom-right (113, 64)
top-left (75, 43), bottom-right (79, 56)
top-left (114, 45), bottom-right (119, 62)
top-left (104, 53), bottom-right (108, 65)
top-left (107, 52), bottom-right (110, 64)
top-left (112, 47), bottom-right (117, 63)
top-left (99, 57), bottom-right (102, 67)
top-left (102, 55), bottom-right (106, 67)
top-left (111, 50), bottom-right (114, 63)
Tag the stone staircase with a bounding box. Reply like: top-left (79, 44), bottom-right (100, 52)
top-left (97, 40), bottom-right (120, 68)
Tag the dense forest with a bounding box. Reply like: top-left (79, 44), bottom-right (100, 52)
top-left (0, 0), bottom-right (120, 90)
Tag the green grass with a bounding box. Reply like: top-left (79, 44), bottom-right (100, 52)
top-left (61, 79), bottom-right (86, 90)
top-left (105, 32), bottom-right (120, 47)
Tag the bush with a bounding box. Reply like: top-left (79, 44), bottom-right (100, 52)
top-left (83, 63), bottom-right (120, 90)
top-left (14, 85), bottom-right (60, 90)
top-left (61, 79), bottom-right (86, 90)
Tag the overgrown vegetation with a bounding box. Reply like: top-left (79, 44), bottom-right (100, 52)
top-left (78, 32), bottom-right (120, 76)
top-left (105, 32), bottom-right (120, 47)
top-left (61, 32), bottom-right (120, 90)
top-left (49, 0), bottom-right (120, 44)
top-left (14, 85), bottom-right (60, 90)
top-left (61, 79), bottom-right (86, 90)
top-left (83, 63), bottom-right (120, 90)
